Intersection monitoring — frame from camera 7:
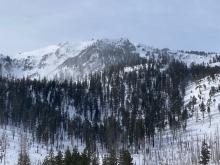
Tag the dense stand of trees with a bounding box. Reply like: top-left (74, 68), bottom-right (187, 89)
top-left (0, 59), bottom-right (183, 150)
top-left (1, 55), bottom-right (220, 154)
top-left (190, 63), bottom-right (220, 80)
top-left (43, 148), bottom-right (97, 165)
top-left (42, 148), bottom-right (133, 165)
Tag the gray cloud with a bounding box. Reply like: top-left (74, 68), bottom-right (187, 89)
top-left (0, 0), bottom-right (220, 54)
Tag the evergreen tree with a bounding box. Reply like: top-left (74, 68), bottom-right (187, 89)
top-left (199, 140), bottom-right (210, 165)
top-left (17, 152), bottom-right (30, 165)
top-left (91, 157), bottom-right (99, 165)
top-left (42, 150), bottom-right (56, 165)
top-left (103, 150), bottom-right (117, 165)
top-left (119, 150), bottom-right (133, 165)
top-left (17, 135), bottom-right (30, 165)
top-left (64, 148), bottom-right (72, 165)
top-left (55, 151), bottom-right (63, 165)
top-left (218, 103), bottom-right (220, 113)
top-left (200, 102), bottom-right (206, 119)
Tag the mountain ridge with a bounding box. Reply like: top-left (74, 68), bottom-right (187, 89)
top-left (0, 38), bottom-right (220, 81)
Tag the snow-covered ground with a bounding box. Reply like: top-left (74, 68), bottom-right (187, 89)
top-left (1, 74), bottom-right (220, 164)
top-left (1, 39), bottom-right (220, 82)
top-left (131, 74), bottom-right (220, 165)
top-left (185, 75), bottom-right (220, 136)
top-left (1, 39), bottom-right (220, 164)
top-left (0, 125), bottom-right (86, 165)
top-left (12, 41), bottom-right (95, 79)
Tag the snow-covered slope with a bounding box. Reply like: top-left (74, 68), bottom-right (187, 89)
top-left (0, 125), bottom-right (86, 165)
top-left (130, 74), bottom-right (220, 165)
top-left (1, 39), bottom-right (220, 81)
top-left (2, 39), bottom-right (220, 164)
top-left (135, 44), bottom-right (220, 66)
top-left (2, 74), bottom-right (220, 165)
top-left (1, 39), bottom-right (139, 80)
top-left (10, 41), bottom-right (96, 80)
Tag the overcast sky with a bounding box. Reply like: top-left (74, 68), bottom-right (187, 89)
top-left (1, 0), bottom-right (220, 54)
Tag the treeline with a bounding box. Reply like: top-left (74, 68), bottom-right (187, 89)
top-left (190, 63), bottom-right (220, 80)
top-left (179, 50), bottom-right (216, 56)
top-left (43, 148), bottom-right (97, 165)
top-left (42, 148), bottom-right (133, 165)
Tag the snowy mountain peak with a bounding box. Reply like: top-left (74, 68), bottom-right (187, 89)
top-left (0, 39), bottom-right (138, 80)
top-left (0, 38), bottom-right (220, 81)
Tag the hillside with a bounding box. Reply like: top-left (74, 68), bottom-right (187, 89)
top-left (1, 39), bottom-right (220, 164)
top-left (1, 39), bottom-right (220, 81)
